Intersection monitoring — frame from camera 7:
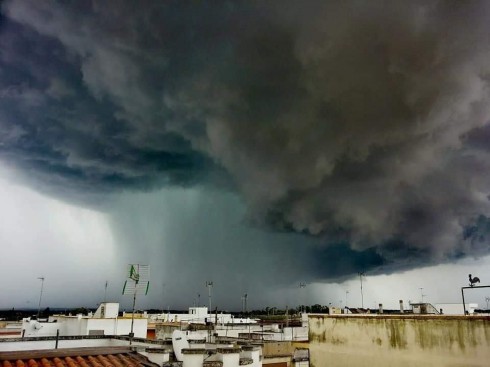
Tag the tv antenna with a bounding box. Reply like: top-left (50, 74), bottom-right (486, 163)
top-left (122, 264), bottom-right (150, 344)
top-left (241, 293), bottom-right (248, 313)
top-left (358, 272), bottom-right (365, 308)
top-left (299, 282), bottom-right (306, 313)
top-left (37, 277), bottom-right (45, 319)
top-left (104, 281), bottom-right (108, 303)
top-left (205, 281), bottom-right (213, 311)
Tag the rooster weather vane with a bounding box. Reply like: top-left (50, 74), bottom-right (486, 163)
top-left (468, 274), bottom-right (480, 287)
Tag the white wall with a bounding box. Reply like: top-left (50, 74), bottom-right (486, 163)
top-left (0, 337), bottom-right (161, 352)
top-left (93, 303), bottom-right (119, 318)
top-left (22, 320), bottom-right (60, 337)
top-left (23, 316), bottom-right (147, 338)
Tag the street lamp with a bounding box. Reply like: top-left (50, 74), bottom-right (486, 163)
top-left (37, 277), bottom-right (45, 319)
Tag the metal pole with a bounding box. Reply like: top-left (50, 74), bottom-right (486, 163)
top-left (460, 285), bottom-right (490, 314)
top-left (104, 281), bottom-right (108, 303)
top-left (37, 277), bottom-right (45, 319)
top-left (130, 281), bottom-right (137, 344)
top-left (461, 287), bottom-right (467, 315)
top-left (206, 281), bottom-right (213, 311)
top-left (358, 273), bottom-right (364, 308)
top-left (345, 290), bottom-right (349, 308)
top-left (240, 293), bottom-right (248, 313)
top-left (299, 283), bottom-right (306, 313)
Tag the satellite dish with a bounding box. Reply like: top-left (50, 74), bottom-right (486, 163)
top-left (172, 330), bottom-right (189, 361)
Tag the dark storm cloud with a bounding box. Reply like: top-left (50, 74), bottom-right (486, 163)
top-left (2, 0), bottom-right (490, 281)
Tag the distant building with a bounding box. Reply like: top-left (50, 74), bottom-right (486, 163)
top-left (149, 306), bottom-right (257, 325)
top-left (410, 302), bottom-right (440, 314)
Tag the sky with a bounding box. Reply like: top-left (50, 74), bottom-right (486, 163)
top-left (1, 0), bottom-right (490, 311)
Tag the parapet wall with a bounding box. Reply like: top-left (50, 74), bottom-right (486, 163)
top-left (308, 314), bottom-right (490, 367)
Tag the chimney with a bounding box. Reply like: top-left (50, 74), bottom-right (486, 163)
top-left (182, 348), bottom-right (206, 367)
top-left (378, 303), bottom-right (383, 314)
top-left (217, 347), bottom-right (241, 367)
top-left (399, 300), bottom-right (404, 313)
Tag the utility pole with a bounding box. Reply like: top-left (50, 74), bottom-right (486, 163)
top-left (358, 272), bottom-right (365, 308)
top-left (205, 281), bottom-right (213, 311)
top-left (37, 277), bottom-right (45, 319)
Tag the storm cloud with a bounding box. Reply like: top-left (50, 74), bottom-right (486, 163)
top-left (2, 0), bottom-right (490, 289)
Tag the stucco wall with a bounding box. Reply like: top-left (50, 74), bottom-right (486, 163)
top-left (308, 314), bottom-right (490, 367)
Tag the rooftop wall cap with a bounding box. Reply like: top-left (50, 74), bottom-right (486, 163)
top-left (239, 358), bottom-right (253, 365)
top-left (145, 348), bottom-right (169, 353)
top-left (181, 348), bottom-right (207, 355)
top-left (240, 346), bottom-right (258, 351)
top-left (216, 347), bottom-right (241, 354)
top-left (203, 362), bottom-right (223, 367)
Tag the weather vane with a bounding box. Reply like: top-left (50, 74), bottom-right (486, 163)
top-left (469, 274), bottom-right (480, 287)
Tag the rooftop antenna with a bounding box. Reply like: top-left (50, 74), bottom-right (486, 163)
top-left (37, 277), bottom-right (45, 319)
top-left (205, 281), bottom-right (213, 311)
top-left (419, 287), bottom-right (426, 303)
top-left (104, 281), bottom-right (108, 303)
top-left (241, 293), bottom-right (248, 313)
top-left (299, 282), bottom-right (306, 313)
top-left (122, 264), bottom-right (150, 344)
top-left (358, 272), bottom-right (365, 308)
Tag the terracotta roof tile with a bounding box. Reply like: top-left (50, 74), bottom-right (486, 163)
top-left (0, 348), bottom-right (158, 367)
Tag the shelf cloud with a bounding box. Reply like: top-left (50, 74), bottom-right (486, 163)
top-left (2, 0), bottom-right (490, 295)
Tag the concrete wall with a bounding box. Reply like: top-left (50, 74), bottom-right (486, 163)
top-left (93, 303), bottom-right (119, 318)
top-left (22, 320), bottom-right (60, 337)
top-left (308, 314), bottom-right (490, 367)
top-left (24, 316), bottom-right (147, 338)
top-left (0, 336), bottom-right (167, 352)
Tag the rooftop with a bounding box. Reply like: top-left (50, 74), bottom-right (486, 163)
top-left (0, 346), bottom-right (158, 367)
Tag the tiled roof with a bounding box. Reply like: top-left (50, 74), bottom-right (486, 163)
top-left (0, 347), bottom-right (158, 367)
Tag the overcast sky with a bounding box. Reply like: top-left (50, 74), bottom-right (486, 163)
top-left (1, 1), bottom-right (490, 311)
